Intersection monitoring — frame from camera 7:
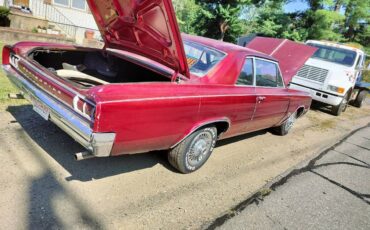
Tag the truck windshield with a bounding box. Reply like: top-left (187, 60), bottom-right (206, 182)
top-left (307, 43), bottom-right (357, 67)
top-left (184, 41), bottom-right (226, 77)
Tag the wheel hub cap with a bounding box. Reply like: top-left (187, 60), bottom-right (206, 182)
top-left (188, 132), bottom-right (213, 167)
top-left (286, 113), bottom-right (296, 130)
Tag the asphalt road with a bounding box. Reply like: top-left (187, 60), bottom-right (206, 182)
top-left (212, 125), bottom-right (370, 230)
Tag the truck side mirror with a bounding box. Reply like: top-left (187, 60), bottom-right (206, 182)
top-left (356, 66), bottom-right (369, 71)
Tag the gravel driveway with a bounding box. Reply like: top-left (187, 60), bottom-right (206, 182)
top-left (0, 101), bottom-right (369, 230)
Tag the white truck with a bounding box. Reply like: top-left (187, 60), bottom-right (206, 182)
top-left (290, 40), bottom-right (367, 116)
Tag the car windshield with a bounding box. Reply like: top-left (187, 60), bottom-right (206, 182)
top-left (307, 43), bottom-right (357, 67)
top-left (184, 41), bottom-right (226, 77)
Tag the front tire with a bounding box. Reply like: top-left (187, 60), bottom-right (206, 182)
top-left (168, 127), bottom-right (217, 174)
top-left (331, 92), bottom-right (349, 116)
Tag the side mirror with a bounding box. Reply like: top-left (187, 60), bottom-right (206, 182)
top-left (356, 66), bottom-right (370, 71)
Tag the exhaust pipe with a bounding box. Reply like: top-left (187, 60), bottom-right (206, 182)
top-left (75, 151), bottom-right (95, 161)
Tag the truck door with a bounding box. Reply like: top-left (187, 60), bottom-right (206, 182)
top-left (355, 54), bottom-right (365, 81)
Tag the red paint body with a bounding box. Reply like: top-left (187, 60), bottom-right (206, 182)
top-left (3, 0), bottom-right (313, 157)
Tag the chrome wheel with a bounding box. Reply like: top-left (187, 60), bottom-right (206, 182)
top-left (341, 96), bottom-right (348, 112)
top-left (187, 132), bottom-right (213, 168)
top-left (332, 92), bottom-right (349, 116)
top-left (285, 112), bottom-right (296, 131)
top-left (168, 126), bottom-right (217, 174)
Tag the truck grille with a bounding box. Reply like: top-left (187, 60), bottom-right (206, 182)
top-left (296, 65), bottom-right (329, 83)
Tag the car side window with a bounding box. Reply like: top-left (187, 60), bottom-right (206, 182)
top-left (236, 58), bottom-right (254, 86)
top-left (255, 59), bottom-right (284, 87)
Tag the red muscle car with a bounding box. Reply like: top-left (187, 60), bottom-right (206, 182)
top-left (2, 0), bottom-right (312, 173)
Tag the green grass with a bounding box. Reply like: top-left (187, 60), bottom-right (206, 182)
top-left (364, 56), bottom-right (370, 83)
top-left (0, 42), bottom-right (28, 109)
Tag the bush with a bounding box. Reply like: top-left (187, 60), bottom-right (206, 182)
top-left (363, 57), bottom-right (370, 83)
top-left (0, 6), bottom-right (10, 27)
top-left (0, 6), bottom-right (10, 18)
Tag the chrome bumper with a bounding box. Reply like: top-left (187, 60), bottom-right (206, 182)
top-left (2, 65), bottom-right (115, 157)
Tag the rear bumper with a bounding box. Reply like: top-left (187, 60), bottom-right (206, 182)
top-left (290, 82), bottom-right (343, 106)
top-left (2, 64), bottom-right (115, 157)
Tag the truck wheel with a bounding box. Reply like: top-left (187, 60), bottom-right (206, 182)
top-left (353, 90), bottom-right (368, 108)
top-left (168, 127), bottom-right (217, 174)
top-left (271, 111), bottom-right (297, 136)
top-left (331, 92), bottom-right (349, 116)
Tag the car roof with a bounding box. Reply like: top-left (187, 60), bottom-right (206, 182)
top-left (182, 34), bottom-right (278, 62)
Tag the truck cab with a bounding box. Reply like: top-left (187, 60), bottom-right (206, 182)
top-left (290, 40), bottom-right (366, 116)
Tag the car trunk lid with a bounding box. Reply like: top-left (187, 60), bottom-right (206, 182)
top-left (87, 0), bottom-right (189, 78)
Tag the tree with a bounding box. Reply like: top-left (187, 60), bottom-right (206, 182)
top-left (343, 0), bottom-right (370, 45)
top-left (193, 0), bottom-right (250, 42)
top-left (173, 0), bottom-right (201, 34)
top-left (241, 0), bottom-right (308, 41)
top-left (308, 9), bottom-right (345, 41)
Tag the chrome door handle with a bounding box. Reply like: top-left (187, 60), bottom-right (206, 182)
top-left (257, 96), bottom-right (266, 103)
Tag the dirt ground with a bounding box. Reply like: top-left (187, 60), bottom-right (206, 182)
top-left (0, 101), bottom-right (369, 230)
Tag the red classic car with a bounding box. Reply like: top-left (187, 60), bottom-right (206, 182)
top-left (1, 0), bottom-right (312, 173)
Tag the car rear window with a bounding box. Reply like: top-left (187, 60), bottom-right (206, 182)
top-left (184, 41), bottom-right (226, 77)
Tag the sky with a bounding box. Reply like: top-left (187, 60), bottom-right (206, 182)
top-left (284, 1), bottom-right (310, 13)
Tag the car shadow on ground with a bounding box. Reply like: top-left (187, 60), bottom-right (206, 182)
top-left (8, 105), bottom-right (267, 181)
top-left (7, 105), bottom-right (173, 181)
top-left (309, 101), bottom-right (335, 115)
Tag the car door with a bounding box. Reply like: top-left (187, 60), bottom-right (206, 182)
top-left (247, 58), bottom-right (290, 132)
top-left (229, 58), bottom-right (257, 135)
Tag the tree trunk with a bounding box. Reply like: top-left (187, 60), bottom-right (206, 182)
top-left (345, 25), bottom-right (355, 41)
top-left (219, 21), bottom-right (229, 41)
top-left (220, 32), bottom-right (225, 41)
top-left (334, 1), bottom-right (342, 12)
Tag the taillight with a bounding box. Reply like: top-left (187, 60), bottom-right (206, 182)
top-left (73, 95), bottom-right (96, 121)
top-left (2, 45), bottom-right (12, 65)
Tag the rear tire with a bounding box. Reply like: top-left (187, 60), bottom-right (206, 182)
top-left (271, 111), bottom-right (297, 136)
top-left (331, 92), bottom-right (349, 116)
top-left (353, 90), bottom-right (368, 108)
top-left (168, 127), bottom-right (217, 174)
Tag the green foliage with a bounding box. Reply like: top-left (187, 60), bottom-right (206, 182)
top-left (172, 0), bottom-right (369, 49)
top-left (308, 9), bottom-right (344, 41)
top-left (363, 56), bottom-right (370, 83)
top-left (173, 0), bottom-right (201, 34)
top-left (344, 0), bottom-right (370, 46)
top-left (0, 6), bottom-right (10, 27)
top-left (0, 43), bottom-right (28, 108)
top-left (193, 0), bottom-right (249, 42)
top-left (240, 1), bottom-right (308, 41)
top-left (0, 6), bottom-right (10, 19)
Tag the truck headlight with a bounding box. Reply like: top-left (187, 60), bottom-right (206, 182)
top-left (328, 85), bottom-right (345, 94)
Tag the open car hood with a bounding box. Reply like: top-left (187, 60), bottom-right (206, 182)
top-left (243, 37), bottom-right (317, 84)
top-left (87, 0), bottom-right (189, 78)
